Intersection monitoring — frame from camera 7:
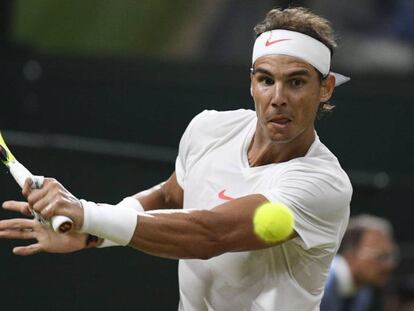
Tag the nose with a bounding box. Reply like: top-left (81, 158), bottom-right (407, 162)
top-left (270, 81), bottom-right (287, 107)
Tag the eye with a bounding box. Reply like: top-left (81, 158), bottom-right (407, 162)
top-left (257, 75), bottom-right (274, 86)
top-left (290, 78), bottom-right (305, 88)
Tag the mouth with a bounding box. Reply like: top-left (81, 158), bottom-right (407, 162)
top-left (268, 116), bottom-right (292, 127)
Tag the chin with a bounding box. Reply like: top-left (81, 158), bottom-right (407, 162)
top-left (268, 130), bottom-right (298, 144)
top-left (270, 137), bottom-right (294, 144)
top-left (266, 131), bottom-right (291, 143)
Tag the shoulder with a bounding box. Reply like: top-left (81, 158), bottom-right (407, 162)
top-left (177, 109), bottom-right (256, 169)
top-left (188, 109), bottom-right (256, 137)
top-left (287, 137), bottom-right (353, 200)
top-left (274, 138), bottom-right (352, 225)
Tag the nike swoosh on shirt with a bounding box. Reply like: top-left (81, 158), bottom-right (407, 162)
top-left (265, 38), bottom-right (291, 47)
top-left (218, 190), bottom-right (235, 201)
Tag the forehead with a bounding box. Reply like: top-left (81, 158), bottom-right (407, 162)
top-left (359, 229), bottom-right (394, 250)
top-left (253, 54), bottom-right (318, 76)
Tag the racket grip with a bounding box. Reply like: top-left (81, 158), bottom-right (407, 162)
top-left (9, 160), bottom-right (33, 188)
top-left (9, 161), bottom-right (73, 233)
top-left (51, 215), bottom-right (73, 233)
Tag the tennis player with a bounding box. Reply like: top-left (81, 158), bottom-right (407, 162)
top-left (1, 7), bottom-right (352, 311)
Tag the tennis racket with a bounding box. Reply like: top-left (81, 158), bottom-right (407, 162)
top-left (0, 131), bottom-right (73, 233)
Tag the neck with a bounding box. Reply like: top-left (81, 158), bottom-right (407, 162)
top-left (247, 124), bottom-right (315, 166)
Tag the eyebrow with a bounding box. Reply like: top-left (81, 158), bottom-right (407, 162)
top-left (251, 68), bottom-right (272, 76)
top-left (252, 67), bottom-right (311, 78)
top-left (286, 69), bottom-right (311, 77)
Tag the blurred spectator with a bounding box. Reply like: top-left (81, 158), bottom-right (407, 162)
top-left (320, 214), bottom-right (398, 311)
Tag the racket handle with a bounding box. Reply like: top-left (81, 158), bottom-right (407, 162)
top-left (9, 161), bottom-right (73, 233)
top-left (51, 215), bottom-right (73, 233)
top-left (8, 160), bottom-right (32, 188)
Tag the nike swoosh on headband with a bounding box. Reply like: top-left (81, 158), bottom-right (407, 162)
top-left (265, 38), bottom-right (291, 47)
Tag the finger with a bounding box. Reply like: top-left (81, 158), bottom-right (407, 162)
top-left (32, 190), bottom-right (59, 219)
top-left (27, 188), bottom-right (48, 207)
top-left (2, 201), bottom-right (32, 216)
top-left (0, 229), bottom-right (35, 240)
top-left (0, 218), bottom-right (35, 231)
top-left (41, 177), bottom-right (56, 187)
top-left (31, 175), bottom-right (45, 189)
top-left (22, 178), bottom-right (34, 197)
top-left (13, 243), bottom-right (42, 256)
top-left (27, 178), bottom-right (59, 208)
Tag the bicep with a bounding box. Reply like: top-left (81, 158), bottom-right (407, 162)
top-left (134, 172), bottom-right (183, 211)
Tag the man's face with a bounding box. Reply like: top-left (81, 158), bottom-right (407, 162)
top-left (349, 230), bottom-right (397, 287)
top-left (250, 55), bottom-right (334, 145)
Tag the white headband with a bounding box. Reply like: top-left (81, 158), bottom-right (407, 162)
top-left (252, 29), bottom-right (350, 86)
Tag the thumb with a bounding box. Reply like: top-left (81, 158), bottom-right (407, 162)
top-left (2, 201), bottom-right (32, 216)
top-left (13, 243), bottom-right (42, 256)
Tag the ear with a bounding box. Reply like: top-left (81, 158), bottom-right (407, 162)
top-left (320, 74), bottom-right (336, 102)
top-left (250, 70), bottom-right (253, 97)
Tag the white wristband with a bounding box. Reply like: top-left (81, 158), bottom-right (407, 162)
top-left (116, 196), bottom-right (144, 212)
top-left (98, 238), bottom-right (120, 248)
top-left (98, 197), bottom-right (144, 248)
top-left (80, 199), bottom-right (139, 246)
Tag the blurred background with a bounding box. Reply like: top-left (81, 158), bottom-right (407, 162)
top-left (0, 0), bottom-right (413, 310)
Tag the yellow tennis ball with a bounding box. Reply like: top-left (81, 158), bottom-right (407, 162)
top-left (253, 202), bottom-right (294, 243)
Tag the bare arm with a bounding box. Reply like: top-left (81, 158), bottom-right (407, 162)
top-left (129, 174), bottom-right (295, 259)
top-left (129, 181), bottom-right (297, 259)
top-left (7, 174), bottom-right (296, 258)
top-left (133, 173), bottom-right (183, 211)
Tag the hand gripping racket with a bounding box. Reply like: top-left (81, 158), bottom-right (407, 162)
top-left (0, 131), bottom-right (73, 233)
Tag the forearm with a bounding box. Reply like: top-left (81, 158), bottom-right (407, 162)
top-left (82, 202), bottom-right (248, 258)
top-left (128, 210), bottom-right (227, 259)
top-left (128, 210), bottom-right (211, 259)
top-left (81, 194), bottom-right (295, 258)
top-left (128, 196), bottom-right (269, 259)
